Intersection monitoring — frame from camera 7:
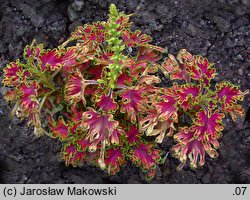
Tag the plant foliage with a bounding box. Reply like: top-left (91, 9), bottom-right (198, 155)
top-left (2, 4), bottom-right (248, 180)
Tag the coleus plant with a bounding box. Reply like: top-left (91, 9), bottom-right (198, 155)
top-left (2, 4), bottom-right (249, 180)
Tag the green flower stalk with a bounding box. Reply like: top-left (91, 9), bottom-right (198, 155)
top-left (106, 4), bottom-right (127, 89)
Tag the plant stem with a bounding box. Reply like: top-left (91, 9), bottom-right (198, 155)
top-left (38, 93), bottom-right (50, 112)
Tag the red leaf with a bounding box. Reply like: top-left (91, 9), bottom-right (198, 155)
top-left (69, 105), bottom-right (83, 121)
top-left (105, 147), bottom-right (126, 175)
top-left (126, 126), bottom-right (141, 144)
top-left (71, 22), bottom-right (105, 45)
top-left (65, 70), bottom-right (95, 104)
top-left (162, 54), bottom-right (185, 80)
top-left (194, 109), bottom-right (225, 138)
top-left (24, 46), bottom-right (34, 58)
top-left (221, 103), bottom-right (245, 121)
top-left (19, 82), bottom-right (39, 112)
top-left (3, 61), bottom-right (29, 86)
top-left (122, 30), bottom-right (151, 47)
top-left (155, 94), bottom-right (178, 121)
top-left (124, 59), bottom-right (148, 78)
top-left (177, 84), bottom-right (201, 110)
top-left (173, 109), bottom-right (225, 169)
top-left (186, 56), bottom-right (216, 84)
top-left (40, 49), bottom-right (63, 71)
top-left (95, 51), bottom-right (114, 66)
top-left (131, 143), bottom-right (161, 180)
top-left (76, 137), bottom-right (91, 151)
top-left (4, 89), bottom-right (18, 103)
top-left (120, 87), bottom-right (145, 123)
top-left (172, 127), bottom-right (206, 169)
top-left (23, 42), bottom-right (43, 59)
top-left (61, 47), bottom-right (77, 67)
top-left (216, 81), bottom-right (249, 121)
top-left (176, 49), bottom-right (193, 62)
top-left (81, 108), bottom-right (123, 152)
top-left (62, 143), bottom-right (86, 167)
top-left (50, 116), bottom-right (70, 141)
top-left (146, 44), bottom-right (167, 53)
top-left (116, 70), bottom-right (133, 86)
top-left (96, 93), bottom-right (118, 112)
top-left (140, 90), bottom-right (178, 143)
top-left (137, 46), bottom-right (161, 63)
top-left (140, 109), bottom-right (160, 134)
top-left (140, 110), bottom-right (176, 143)
top-left (137, 75), bottom-right (161, 85)
top-left (116, 15), bottom-right (131, 29)
top-left (162, 49), bottom-right (192, 81)
top-left (87, 64), bottom-right (104, 80)
top-left (216, 81), bottom-right (248, 106)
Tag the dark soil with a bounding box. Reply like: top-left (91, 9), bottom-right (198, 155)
top-left (0, 0), bottom-right (249, 184)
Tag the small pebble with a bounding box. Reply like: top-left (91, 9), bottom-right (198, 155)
top-left (237, 54), bottom-right (244, 60)
top-left (238, 68), bottom-right (243, 76)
